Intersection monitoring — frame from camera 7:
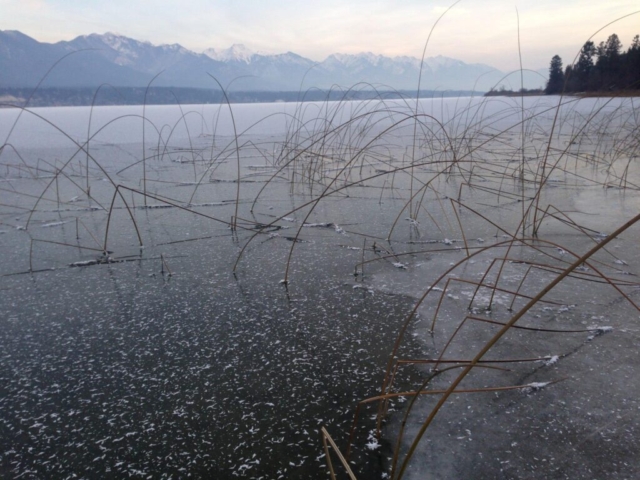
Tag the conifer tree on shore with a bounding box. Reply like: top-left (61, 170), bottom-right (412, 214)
top-left (545, 55), bottom-right (564, 94)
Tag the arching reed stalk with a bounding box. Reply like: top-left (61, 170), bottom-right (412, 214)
top-left (205, 75), bottom-right (242, 230)
top-left (142, 72), bottom-right (164, 207)
top-left (87, 84), bottom-right (127, 199)
top-left (392, 212), bottom-right (640, 479)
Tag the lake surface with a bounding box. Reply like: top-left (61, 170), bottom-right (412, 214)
top-left (1, 95), bottom-right (639, 479)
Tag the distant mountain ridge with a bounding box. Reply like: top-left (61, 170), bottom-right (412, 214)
top-left (0, 30), bottom-right (546, 92)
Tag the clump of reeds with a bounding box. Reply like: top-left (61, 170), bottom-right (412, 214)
top-left (2, 11), bottom-right (640, 480)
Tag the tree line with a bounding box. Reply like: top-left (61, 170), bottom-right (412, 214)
top-left (0, 87), bottom-right (479, 108)
top-left (546, 33), bottom-right (640, 94)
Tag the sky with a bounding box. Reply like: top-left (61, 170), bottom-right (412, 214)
top-left (1, 0), bottom-right (639, 70)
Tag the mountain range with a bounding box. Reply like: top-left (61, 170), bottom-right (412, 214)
top-left (0, 30), bottom-right (546, 93)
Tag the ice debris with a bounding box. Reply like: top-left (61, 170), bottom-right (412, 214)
top-left (587, 325), bottom-right (613, 340)
top-left (365, 430), bottom-right (381, 451)
top-left (302, 222), bottom-right (332, 228)
top-left (522, 381), bottom-right (551, 394)
top-left (42, 221), bottom-right (65, 228)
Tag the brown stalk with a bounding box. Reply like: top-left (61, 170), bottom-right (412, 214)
top-left (321, 427), bottom-right (358, 480)
top-left (395, 212), bottom-right (640, 479)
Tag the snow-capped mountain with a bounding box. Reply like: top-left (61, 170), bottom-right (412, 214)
top-left (54, 33), bottom-right (235, 88)
top-left (59, 32), bottom-right (191, 69)
top-left (0, 30), bottom-right (545, 92)
top-left (203, 44), bottom-right (257, 63)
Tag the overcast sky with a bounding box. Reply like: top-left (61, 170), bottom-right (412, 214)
top-left (2, 0), bottom-right (639, 70)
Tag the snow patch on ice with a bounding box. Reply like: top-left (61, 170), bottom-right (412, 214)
top-left (522, 381), bottom-right (551, 394)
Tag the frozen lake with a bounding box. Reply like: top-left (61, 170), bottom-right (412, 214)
top-left (1, 95), bottom-right (639, 479)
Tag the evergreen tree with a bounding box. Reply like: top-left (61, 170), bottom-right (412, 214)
top-left (545, 55), bottom-right (564, 94)
top-left (624, 34), bottom-right (640, 89)
top-left (574, 41), bottom-right (596, 91)
top-left (604, 33), bottom-right (623, 58)
top-left (563, 65), bottom-right (577, 91)
top-left (596, 34), bottom-right (623, 89)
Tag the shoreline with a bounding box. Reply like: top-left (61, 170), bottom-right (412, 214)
top-left (484, 90), bottom-right (640, 98)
